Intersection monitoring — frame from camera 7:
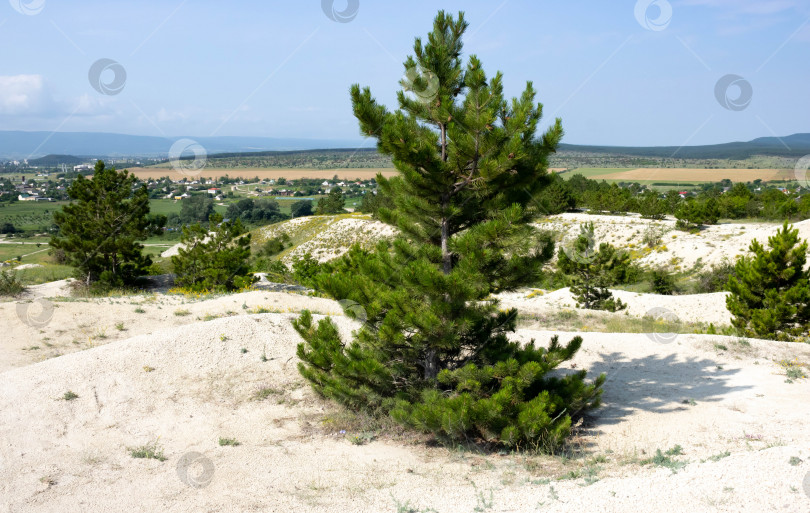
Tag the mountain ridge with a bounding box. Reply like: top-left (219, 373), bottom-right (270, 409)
top-left (2, 130), bottom-right (809, 161)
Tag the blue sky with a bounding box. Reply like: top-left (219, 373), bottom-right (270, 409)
top-left (0, 0), bottom-right (808, 146)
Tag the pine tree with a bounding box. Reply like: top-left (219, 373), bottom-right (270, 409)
top-left (50, 160), bottom-right (151, 288)
top-left (293, 11), bottom-right (604, 449)
top-left (726, 221), bottom-right (810, 340)
top-left (558, 223), bottom-right (627, 311)
top-left (171, 213), bottom-right (255, 292)
top-left (675, 198), bottom-right (719, 231)
top-left (637, 190), bottom-right (666, 220)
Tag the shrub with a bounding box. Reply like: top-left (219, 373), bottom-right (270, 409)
top-left (642, 224), bottom-right (665, 248)
top-left (0, 269), bottom-right (25, 297)
top-left (675, 198), bottom-right (719, 231)
top-left (637, 192), bottom-right (667, 220)
top-left (128, 440), bottom-right (166, 461)
top-left (726, 222), bottom-right (810, 340)
top-left (172, 214), bottom-right (256, 292)
top-left (291, 253), bottom-right (326, 286)
top-left (694, 259), bottom-right (735, 293)
top-left (649, 268), bottom-right (676, 295)
top-left (259, 234), bottom-right (291, 257)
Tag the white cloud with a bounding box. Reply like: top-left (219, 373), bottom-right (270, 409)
top-left (0, 75), bottom-right (50, 115)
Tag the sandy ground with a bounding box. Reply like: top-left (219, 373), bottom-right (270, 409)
top-left (497, 288), bottom-right (733, 327)
top-left (538, 213), bottom-right (810, 271)
top-left (3, 211), bottom-right (810, 511)
top-left (258, 214), bottom-right (397, 264)
top-left (238, 212), bottom-right (806, 275)
top-left (2, 282), bottom-right (810, 512)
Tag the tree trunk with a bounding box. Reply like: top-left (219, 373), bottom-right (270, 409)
top-left (441, 212), bottom-right (451, 275)
top-left (424, 348), bottom-right (439, 381)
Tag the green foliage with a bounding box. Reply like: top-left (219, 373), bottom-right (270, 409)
top-left (694, 259), bottom-right (736, 293)
top-left (290, 200), bottom-right (313, 218)
top-left (50, 160), bottom-right (152, 288)
top-left (253, 258), bottom-right (292, 282)
top-left (259, 233), bottom-right (291, 257)
top-left (726, 222), bottom-right (810, 340)
top-left (144, 214), bottom-right (167, 236)
top-left (128, 440), bottom-right (167, 461)
top-left (559, 223), bottom-right (627, 311)
top-left (171, 213), bottom-right (256, 292)
top-left (358, 190), bottom-right (394, 218)
top-left (649, 268), bottom-right (676, 295)
top-left (637, 191), bottom-right (667, 220)
top-left (390, 336), bottom-right (604, 450)
top-left (0, 269), bottom-right (25, 297)
top-left (532, 175), bottom-right (575, 215)
top-left (291, 253), bottom-right (327, 286)
top-left (293, 11), bottom-right (603, 450)
top-left (225, 198), bottom-right (288, 224)
top-left (179, 194), bottom-right (214, 224)
top-left (675, 198), bottom-right (719, 231)
top-left (315, 187), bottom-right (346, 215)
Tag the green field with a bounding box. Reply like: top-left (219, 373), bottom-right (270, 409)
top-left (0, 242), bottom-right (51, 263)
top-left (0, 201), bottom-right (66, 231)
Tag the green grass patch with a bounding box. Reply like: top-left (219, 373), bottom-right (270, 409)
top-left (640, 446), bottom-right (687, 473)
top-left (128, 440), bottom-right (167, 461)
top-left (561, 168), bottom-right (634, 179)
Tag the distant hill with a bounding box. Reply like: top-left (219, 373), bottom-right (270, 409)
top-left (0, 131), bottom-right (364, 160)
top-left (28, 155), bottom-right (89, 167)
top-left (2, 130), bottom-right (809, 162)
top-left (558, 133), bottom-right (810, 159)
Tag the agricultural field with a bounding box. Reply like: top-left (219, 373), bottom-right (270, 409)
top-left (0, 201), bottom-right (66, 232)
top-left (560, 167), bottom-right (635, 178)
top-left (562, 167), bottom-right (790, 185)
top-left (132, 167), bottom-right (398, 181)
top-left (592, 168), bottom-right (788, 183)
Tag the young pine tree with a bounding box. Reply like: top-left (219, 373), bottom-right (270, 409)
top-left (293, 11), bottom-right (604, 449)
top-left (726, 221), bottom-right (810, 340)
top-left (558, 222), bottom-right (628, 311)
top-left (171, 213), bottom-right (255, 292)
top-left (50, 160), bottom-right (151, 288)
